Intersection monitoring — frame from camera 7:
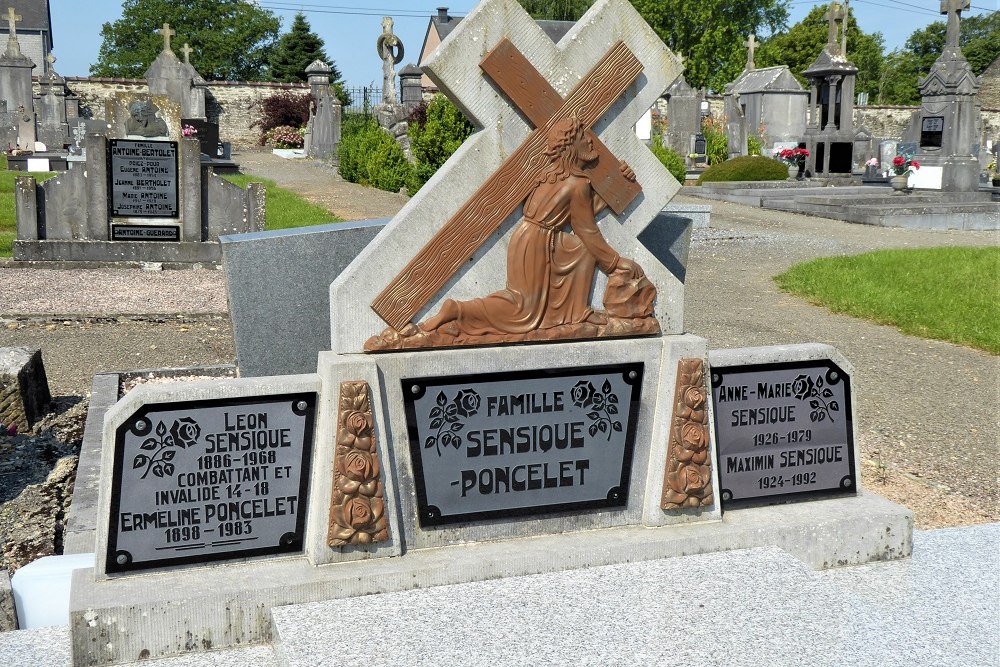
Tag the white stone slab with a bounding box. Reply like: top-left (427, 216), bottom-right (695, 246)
top-left (911, 165), bottom-right (943, 189)
top-left (330, 0), bottom-right (684, 353)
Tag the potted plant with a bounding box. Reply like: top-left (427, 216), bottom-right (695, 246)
top-left (988, 159), bottom-right (999, 187)
top-left (774, 147), bottom-right (809, 180)
top-left (890, 155), bottom-right (919, 194)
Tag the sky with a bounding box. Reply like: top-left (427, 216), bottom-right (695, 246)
top-left (47, 1), bottom-right (997, 87)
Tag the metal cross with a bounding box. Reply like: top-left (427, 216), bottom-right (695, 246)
top-left (181, 42), bottom-right (193, 64)
top-left (372, 38), bottom-right (644, 329)
top-left (744, 34), bottom-right (758, 71)
top-left (158, 22), bottom-right (175, 52)
top-left (941, 0), bottom-right (969, 48)
top-left (4, 6), bottom-right (20, 34)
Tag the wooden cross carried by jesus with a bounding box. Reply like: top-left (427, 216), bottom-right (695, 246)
top-left (372, 23), bottom-right (647, 331)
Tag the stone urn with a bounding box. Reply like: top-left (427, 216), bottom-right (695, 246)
top-left (787, 163), bottom-right (798, 180)
top-left (890, 174), bottom-right (908, 194)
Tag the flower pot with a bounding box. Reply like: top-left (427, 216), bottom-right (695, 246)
top-left (890, 174), bottom-right (908, 194)
top-left (992, 177), bottom-right (1000, 187)
top-left (787, 164), bottom-right (798, 180)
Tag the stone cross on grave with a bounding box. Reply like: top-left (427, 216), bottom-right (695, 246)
top-left (744, 34), bottom-right (758, 71)
top-left (4, 6), bottom-right (20, 34)
top-left (181, 42), bottom-right (193, 64)
top-left (333, 0), bottom-right (683, 353)
top-left (941, 0), bottom-right (969, 48)
top-left (823, 2), bottom-right (846, 49)
top-left (158, 22), bottom-right (175, 52)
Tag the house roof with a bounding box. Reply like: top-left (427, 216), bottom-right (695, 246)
top-left (425, 8), bottom-right (574, 60)
top-left (727, 66), bottom-right (805, 95)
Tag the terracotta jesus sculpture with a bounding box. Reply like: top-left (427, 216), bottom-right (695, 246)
top-left (365, 115), bottom-right (657, 350)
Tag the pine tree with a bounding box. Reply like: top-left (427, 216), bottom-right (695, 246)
top-left (269, 13), bottom-right (336, 84)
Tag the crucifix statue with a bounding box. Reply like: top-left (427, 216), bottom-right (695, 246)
top-left (941, 0), bottom-right (969, 48)
top-left (744, 34), bottom-right (758, 71)
top-left (158, 22), bottom-right (175, 52)
top-left (181, 42), bottom-right (193, 64)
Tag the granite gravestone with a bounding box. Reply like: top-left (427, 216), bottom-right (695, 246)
top-left (108, 139), bottom-right (179, 219)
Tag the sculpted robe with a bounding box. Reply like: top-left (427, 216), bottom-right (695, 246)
top-left (445, 173), bottom-right (620, 335)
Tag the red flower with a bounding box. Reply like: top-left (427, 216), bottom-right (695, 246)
top-left (910, 160), bottom-right (920, 169)
top-left (892, 155), bottom-right (905, 167)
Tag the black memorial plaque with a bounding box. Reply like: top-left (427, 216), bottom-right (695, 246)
top-left (403, 364), bottom-right (644, 527)
top-left (711, 360), bottom-right (856, 508)
top-left (107, 393), bottom-right (316, 573)
top-left (108, 139), bottom-right (179, 218)
top-left (111, 224), bottom-right (180, 242)
top-left (920, 116), bottom-right (944, 148)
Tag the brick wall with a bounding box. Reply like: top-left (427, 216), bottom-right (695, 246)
top-left (54, 77), bottom-right (309, 148)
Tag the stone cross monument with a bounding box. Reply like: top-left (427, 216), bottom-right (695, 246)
top-left (158, 22), bottom-right (176, 52)
top-left (911, 0), bottom-right (980, 191)
top-left (332, 0), bottom-right (683, 354)
top-left (0, 5), bottom-right (35, 148)
top-left (743, 34), bottom-right (758, 72)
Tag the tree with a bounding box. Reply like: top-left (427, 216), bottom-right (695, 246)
top-left (91, 0), bottom-right (280, 81)
top-left (269, 13), bottom-right (332, 83)
top-left (516, 0), bottom-right (594, 20)
top-left (756, 4), bottom-right (885, 100)
top-left (630, 0), bottom-right (791, 92)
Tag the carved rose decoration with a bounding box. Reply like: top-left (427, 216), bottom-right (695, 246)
top-left (661, 359), bottom-right (714, 510)
top-left (329, 381), bottom-right (390, 547)
top-left (329, 496), bottom-right (386, 544)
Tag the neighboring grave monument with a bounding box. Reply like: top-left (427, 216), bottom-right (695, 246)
top-left (803, 1), bottom-right (864, 175)
top-left (908, 0), bottom-right (981, 191)
top-left (723, 34), bottom-right (807, 156)
top-left (0, 6), bottom-right (35, 150)
top-left (664, 64), bottom-right (705, 161)
top-left (303, 59), bottom-right (341, 161)
top-left (67, 3), bottom-right (911, 664)
top-left (374, 15), bottom-right (405, 126)
top-left (33, 53), bottom-right (78, 150)
top-left (146, 24), bottom-right (207, 121)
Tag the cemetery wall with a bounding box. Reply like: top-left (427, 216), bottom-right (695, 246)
top-left (46, 77), bottom-right (310, 147)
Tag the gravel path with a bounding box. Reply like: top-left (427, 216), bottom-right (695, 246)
top-left (1, 152), bottom-right (996, 526)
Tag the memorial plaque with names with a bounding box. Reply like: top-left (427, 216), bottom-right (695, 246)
top-left (106, 393), bottom-right (316, 573)
top-left (111, 224), bottom-right (180, 242)
top-left (403, 364), bottom-right (644, 526)
top-left (711, 360), bottom-right (856, 508)
top-left (920, 116), bottom-right (944, 148)
top-left (108, 139), bottom-right (179, 218)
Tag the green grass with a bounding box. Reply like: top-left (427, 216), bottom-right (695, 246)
top-left (222, 174), bottom-right (341, 230)
top-left (0, 164), bottom-right (57, 257)
top-left (775, 247), bottom-right (1000, 354)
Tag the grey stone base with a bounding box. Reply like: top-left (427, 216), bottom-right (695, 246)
top-left (13, 240), bottom-right (222, 264)
top-left (688, 183), bottom-right (999, 230)
top-left (69, 492), bottom-right (911, 665)
top-left (271, 525), bottom-right (995, 667)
